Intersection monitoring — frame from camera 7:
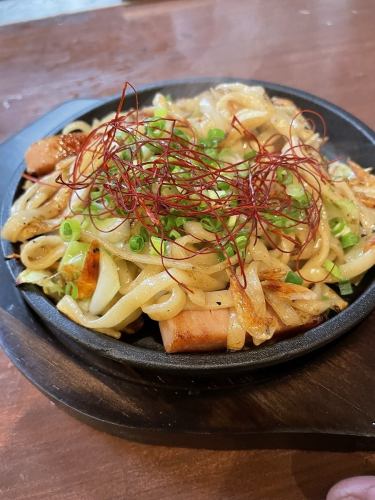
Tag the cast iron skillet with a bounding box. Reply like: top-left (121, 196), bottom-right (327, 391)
top-left (2, 78), bottom-right (375, 374)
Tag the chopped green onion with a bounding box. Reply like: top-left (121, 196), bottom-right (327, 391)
top-left (161, 184), bottom-right (177, 196)
top-left (285, 271), bottom-right (303, 285)
top-left (90, 190), bottom-right (102, 201)
top-left (204, 148), bottom-right (218, 159)
top-left (103, 194), bottom-right (112, 206)
top-left (108, 164), bottom-right (120, 176)
top-left (115, 131), bottom-right (127, 143)
top-left (338, 281), bottom-right (353, 296)
top-left (173, 128), bottom-right (190, 142)
top-left (204, 189), bottom-right (227, 200)
top-left (244, 149), bottom-right (257, 160)
top-left (329, 217), bottom-right (346, 236)
top-left (149, 118), bottom-right (166, 130)
top-left (169, 229), bottom-right (181, 240)
top-left (227, 215), bottom-right (238, 229)
top-left (199, 138), bottom-right (211, 148)
top-left (146, 119), bottom-right (165, 138)
top-left (286, 183), bottom-right (305, 199)
top-left (235, 235), bottom-right (247, 249)
top-left (263, 212), bottom-right (295, 229)
top-left (340, 232), bottom-right (360, 249)
top-left (207, 128), bottom-right (225, 145)
top-left (217, 181), bottom-right (230, 191)
top-left (115, 208), bottom-right (127, 216)
top-left (175, 217), bottom-right (186, 228)
top-left (59, 218), bottom-right (81, 242)
top-left (129, 235), bottom-right (145, 253)
top-left (323, 259), bottom-right (343, 280)
top-left (162, 215), bottom-right (176, 232)
top-left (218, 148), bottom-right (233, 162)
top-left (216, 248), bottom-right (226, 262)
top-left (201, 217), bottom-right (222, 233)
top-left (119, 149), bottom-right (131, 161)
top-left (154, 107), bottom-right (168, 118)
top-left (171, 166), bottom-right (190, 179)
top-left (238, 163), bottom-right (250, 178)
top-left (140, 145), bottom-right (153, 161)
top-left (65, 281), bottom-right (79, 300)
top-left (286, 184), bottom-right (310, 207)
top-left (276, 168), bottom-right (293, 185)
top-left (146, 142), bottom-right (163, 154)
top-left (139, 226), bottom-right (149, 242)
top-left (225, 243), bottom-right (236, 258)
top-left (150, 236), bottom-right (167, 256)
top-left (89, 201), bottom-right (103, 214)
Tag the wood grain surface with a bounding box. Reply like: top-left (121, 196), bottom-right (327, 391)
top-left (0, 0), bottom-right (375, 498)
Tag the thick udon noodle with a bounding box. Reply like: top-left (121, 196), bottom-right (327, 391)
top-left (2, 83), bottom-right (375, 349)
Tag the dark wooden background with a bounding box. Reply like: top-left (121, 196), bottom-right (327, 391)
top-left (0, 1), bottom-right (374, 498)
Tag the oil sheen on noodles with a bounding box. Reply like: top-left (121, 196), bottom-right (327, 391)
top-left (2, 83), bottom-right (375, 353)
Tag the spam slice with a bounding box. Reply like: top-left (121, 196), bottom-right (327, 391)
top-left (159, 309), bottom-right (230, 353)
top-left (25, 132), bottom-right (86, 175)
top-left (159, 308), bottom-right (323, 353)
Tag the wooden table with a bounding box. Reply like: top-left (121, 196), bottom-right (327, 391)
top-left (0, 1), bottom-right (374, 498)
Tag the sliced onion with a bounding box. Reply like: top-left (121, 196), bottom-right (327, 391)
top-left (89, 250), bottom-right (120, 315)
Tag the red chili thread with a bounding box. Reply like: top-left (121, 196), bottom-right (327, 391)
top-left (56, 83), bottom-right (332, 287)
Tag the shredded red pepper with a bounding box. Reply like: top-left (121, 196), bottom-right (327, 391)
top-left (55, 82), bottom-right (331, 287)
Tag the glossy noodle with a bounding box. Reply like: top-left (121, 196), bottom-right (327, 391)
top-left (2, 83), bottom-right (375, 353)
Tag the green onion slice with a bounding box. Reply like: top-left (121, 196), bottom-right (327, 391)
top-left (173, 129), bottom-right (190, 142)
top-left (323, 259), bottom-right (343, 280)
top-left (59, 218), bottom-right (81, 242)
top-left (162, 215), bottom-right (176, 232)
top-left (276, 168), bottom-right (293, 185)
top-left (285, 271), bottom-right (303, 285)
top-left (340, 232), bottom-right (360, 249)
top-left (175, 217), bottom-right (187, 228)
top-left (235, 235), bottom-right (248, 249)
top-left (201, 217), bottom-right (222, 233)
top-left (154, 107), bottom-right (168, 118)
top-left (225, 243), bottom-right (236, 257)
top-left (65, 281), bottom-right (79, 300)
top-left (227, 215), bottom-right (238, 229)
top-left (139, 226), bottom-right (149, 242)
top-left (338, 281), bottom-right (353, 296)
top-left (286, 183), bottom-right (305, 199)
top-left (329, 217), bottom-right (346, 236)
top-left (129, 235), bottom-right (145, 253)
top-left (169, 229), bottom-right (181, 240)
top-left (207, 128), bottom-right (225, 145)
top-left (217, 181), bottom-right (230, 191)
top-left (244, 149), bottom-right (257, 160)
top-left (150, 236), bottom-right (167, 256)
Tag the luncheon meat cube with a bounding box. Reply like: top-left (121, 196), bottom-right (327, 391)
top-left (25, 133), bottom-right (86, 175)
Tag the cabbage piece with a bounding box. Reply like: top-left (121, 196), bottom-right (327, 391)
top-left (16, 269), bottom-right (52, 285)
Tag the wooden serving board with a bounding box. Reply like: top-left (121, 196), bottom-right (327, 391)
top-left (0, 100), bottom-right (374, 450)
